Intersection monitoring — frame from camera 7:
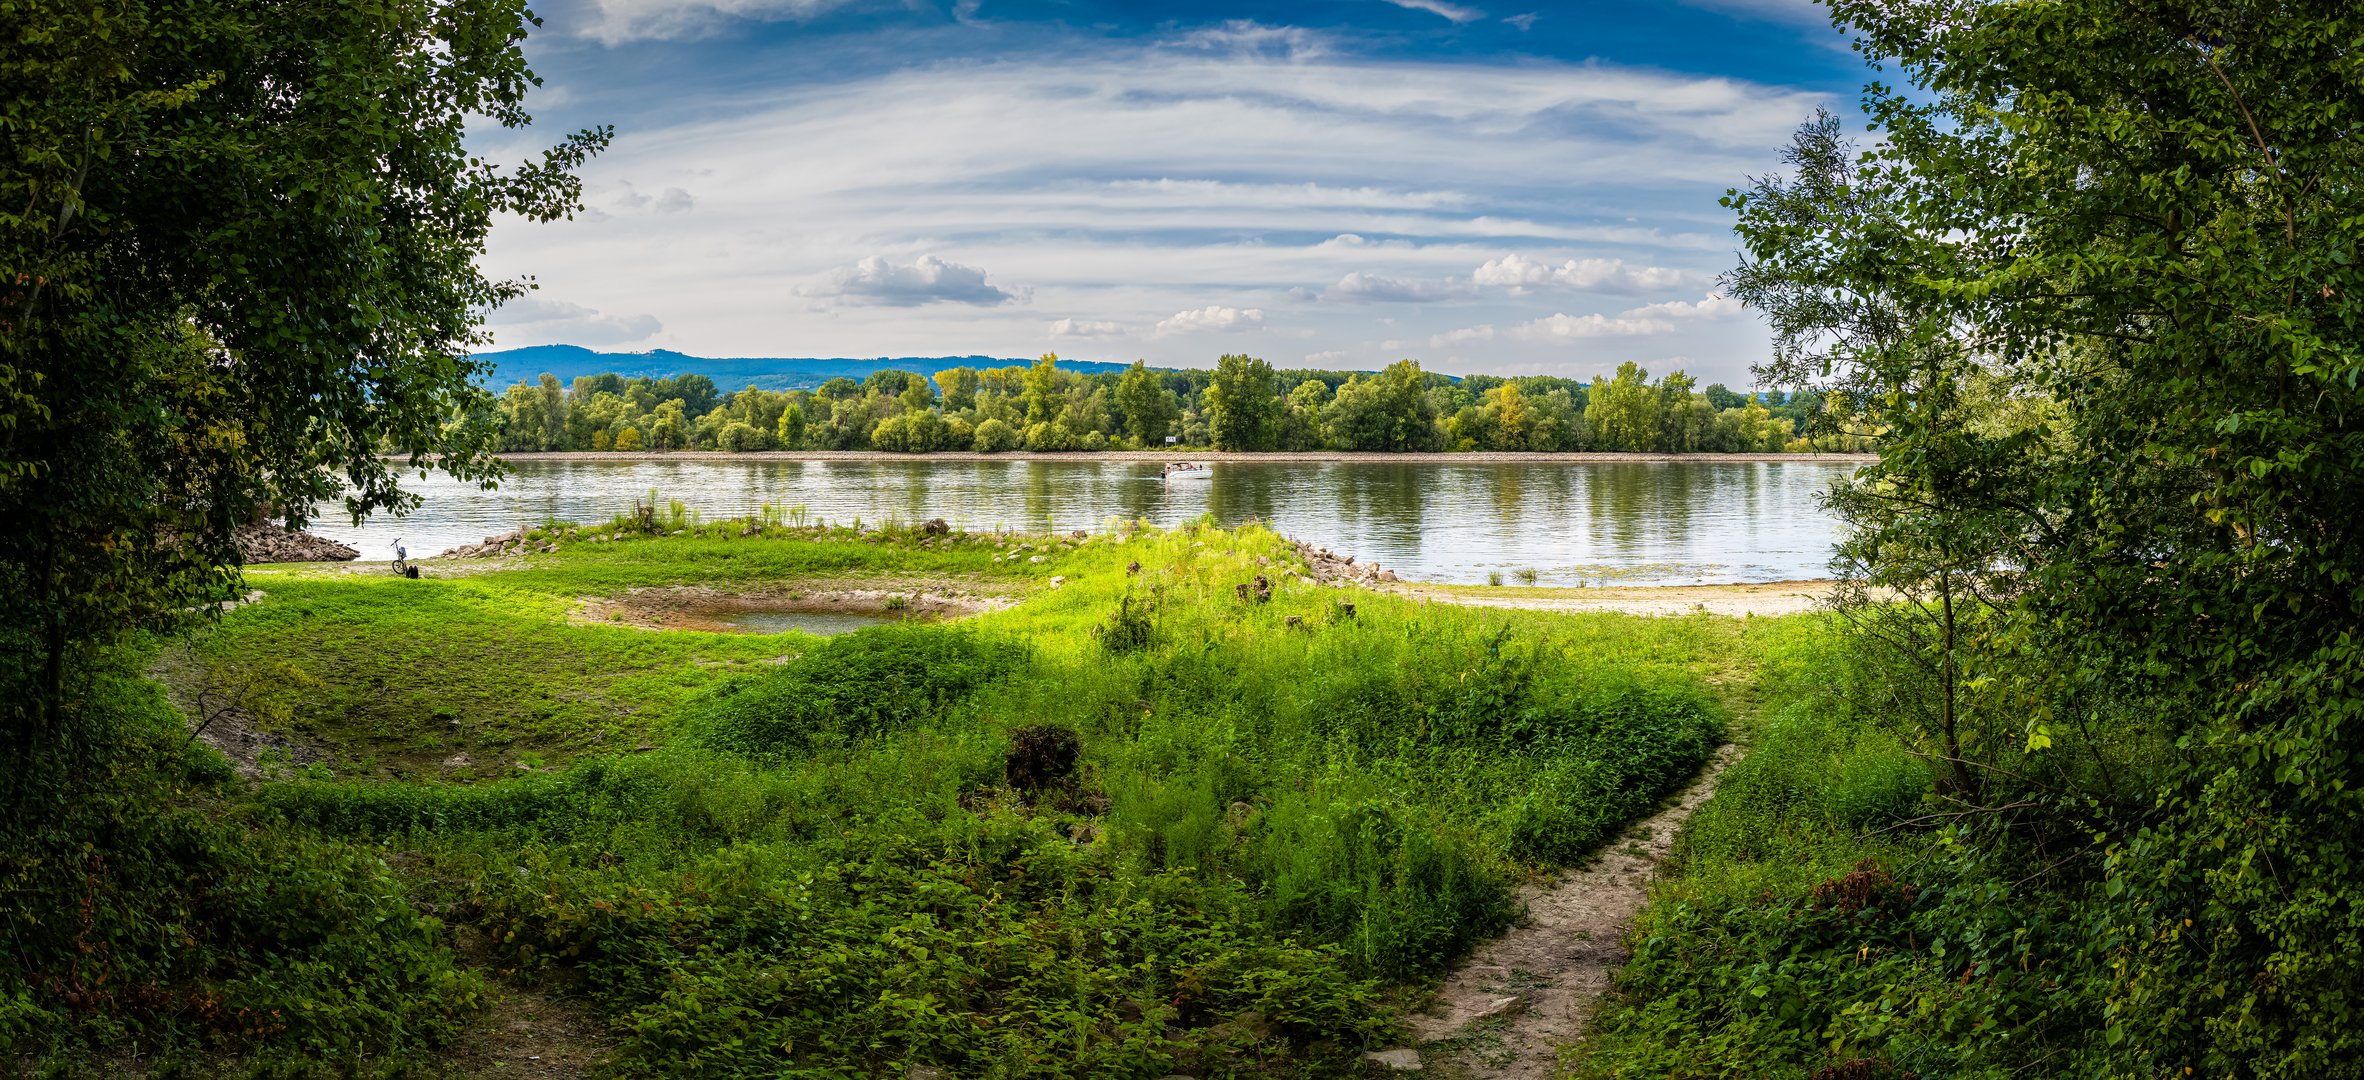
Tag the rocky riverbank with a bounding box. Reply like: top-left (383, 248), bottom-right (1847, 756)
top-left (437, 530), bottom-right (562, 558)
top-left (237, 524), bottom-right (358, 563)
top-left (1292, 539), bottom-right (1402, 585)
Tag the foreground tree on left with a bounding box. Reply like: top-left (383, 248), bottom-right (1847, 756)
top-left (0, 0), bottom-right (602, 1067)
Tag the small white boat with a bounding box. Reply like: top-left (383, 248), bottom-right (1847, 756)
top-left (1162, 461), bottom-right (1213, 481)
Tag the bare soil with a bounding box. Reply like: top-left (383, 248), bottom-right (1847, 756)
top-left (1285, 536), bottom-right (1835, 617)
top-left (444, 979), bottom-right (614, 1079)
top-left (1409, 743), bottom-right (1745, 1078)
top-left (148, 642), bottom-right (327, 780)
top-left (1393, 579), bottom-right (1835, 618)
top-left (570, 579), bottom-right (1014, 632)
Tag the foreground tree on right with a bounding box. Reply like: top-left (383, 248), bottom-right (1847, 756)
top-left (1690, 1), bottom-right (2363, 1075)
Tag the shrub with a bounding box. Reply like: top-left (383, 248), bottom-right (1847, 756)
top-left (686, 626), bottom-right (1025, 758)
top-left (1004, 724), bottom-right (1081, 794)
top-left (971, 417), bottom-right (1018, 453)
top-left (717, 420), bottom-right (770, 452)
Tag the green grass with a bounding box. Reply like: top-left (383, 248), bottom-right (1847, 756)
top-left (1565, 628), bottom-right (2103, 1080)
top-left (125, 515), bottom-right (1805, 1077)
top-left (196, 520), bottom-right (1065, 776)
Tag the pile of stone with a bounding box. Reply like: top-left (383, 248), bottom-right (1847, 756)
top-left (1291, 539), bottom-right (1400, 585)
top-left (236, 523), bottom-right (358, 563)
top-left (436, 530), bottom-right (562, 558)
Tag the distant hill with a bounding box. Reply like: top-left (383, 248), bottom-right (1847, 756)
top-left (475, 345), bottom-right (1131, 392)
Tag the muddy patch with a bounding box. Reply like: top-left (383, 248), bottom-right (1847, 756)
top-left (574, 582), bottom-right (1011, 634)
top-left (148, 643), bottom-right (328, 781)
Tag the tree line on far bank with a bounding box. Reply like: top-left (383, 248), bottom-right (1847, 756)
top-left (485, 355), bottom-right (1863, 455)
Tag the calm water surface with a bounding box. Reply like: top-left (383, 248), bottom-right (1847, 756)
top-left (313, 459), bottom-right (1857, 586)
top-left (708, 611), bottom-right (905, 636)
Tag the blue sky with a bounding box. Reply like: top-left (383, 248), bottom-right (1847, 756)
top-left (478, 0), bottom-right (1866, 384)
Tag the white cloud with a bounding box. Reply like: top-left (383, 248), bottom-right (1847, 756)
top-left (1156, 306), bottom-right (1266, 336)
top-left (1675, 0), bottom-right (1832, 26)
top-left (802, 255), bottom-right (1026, 308)
top-left (480, 39), bottom-right (1813, 380)
top-left (1305, 350), bottom-right (1352, 365)
top-left (1430, 324), bottom-right (1498, 346)
top-left (1497, 293), bottom-right (1743, 343)
top-left (1503, 12), bottom-right (1538, 30)
top-left (603, 182), bottom-right (696, 216)
top-left (1509, 312), bottom-right (1671, 341)
top-left (1472, 253), bottom-right (1692, 294)
top-left (1384, 0), bottom-right (1485, 23)
top-left (1325, 272), bottom-right (1471, 303)
top-left (1169, 20), bottom-right (1331, 61)
top-left (576, 0), bottom-right (858, 44)
top-left (486, 296), bottom-right (663, 346)
top-left (1620, 293), bottom-right (1747, 319)
top-left (1048, 318), bottom-right (1127, 337)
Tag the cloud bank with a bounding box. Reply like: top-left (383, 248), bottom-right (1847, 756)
top-left (481, 33), bottom-right (1815, 380)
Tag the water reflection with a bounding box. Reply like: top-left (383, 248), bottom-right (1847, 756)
top-left (308, 458), bottom-right (1856, 586)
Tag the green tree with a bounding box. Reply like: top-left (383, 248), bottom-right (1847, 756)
top-left (971, 417), bottom-right (1019, 453)
top-left (1204, 354), bottom-right (1282, 451)
top-left (1321, 360), bottom-right (1441, 452)
top-left (1021, 354), bottom-right (1066, 425)
top-left (775, 404), bottom-right (806, 449)
top-left (1716, 0), bottom-right (2364, 1071)
top-left (1583, 363), bottom-right (1663, 451)
top-left (0, 0), bottom-right (605, 728)
top-left (1116, 361), bottom-right (1178, 445)
top-left (1478, 382), bottom-right (1534, 451)
top-left (933, 366), bottom-right (981, 412)
top-left (1280, 378), bottom-right (1330, 451)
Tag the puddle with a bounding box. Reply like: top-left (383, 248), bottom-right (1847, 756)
top-left (706, 610), bottom-right (906, 636)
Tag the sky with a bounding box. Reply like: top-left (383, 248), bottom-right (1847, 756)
top-left (475, 0), bottom-right (1870, 385)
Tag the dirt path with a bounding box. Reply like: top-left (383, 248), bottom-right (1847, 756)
top-left (1400, 743), bottom-right (1744, 1077)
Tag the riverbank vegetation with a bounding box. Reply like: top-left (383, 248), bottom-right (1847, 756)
top-left (485, 356), bottom-right (1859, 456)
top-left (9, 518), bottom-right (1777, 1074)
top-left (1568, 1), bottom-right (2364, 1076)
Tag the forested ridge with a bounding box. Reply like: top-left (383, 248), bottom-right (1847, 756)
top-left (482, 356), bottom-right (1852, 454)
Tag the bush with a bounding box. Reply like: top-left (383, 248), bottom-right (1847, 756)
top-left (971, 417), bottom-right (1018, 453)
top-left (0, 665), bottom-right (482, 1068)
top-left (685, 626), bottom-right (1025, 758)
top-left (717, 420), bottom-right (770, 452)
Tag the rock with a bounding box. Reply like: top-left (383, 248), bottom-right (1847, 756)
top-left (909, 1067), bottom-right (946, 1080)
top-left (1363, 1048), bottom-right (1423, 1071)
top-left (1464, 994), bottom-right (1524, 1025)
top-left (1126, 561), bottom-right (1141, 576)
top-left (1378, 570), bottom-right (1398, 582)
top-left (1028, 555), bottom-right (1045, 564)
top-left (442, 752), bottom-right (471, 771)
top-left (234, 524), bottom-right (358, 564)
top-left (1049, 575), bottom-right (1066, 587)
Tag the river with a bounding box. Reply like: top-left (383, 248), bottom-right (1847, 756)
top-left (310, 457), bottom-right (1858, 586)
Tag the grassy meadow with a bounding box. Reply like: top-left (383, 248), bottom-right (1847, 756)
top-left (21, 509), bottom-right (1830, 1078)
